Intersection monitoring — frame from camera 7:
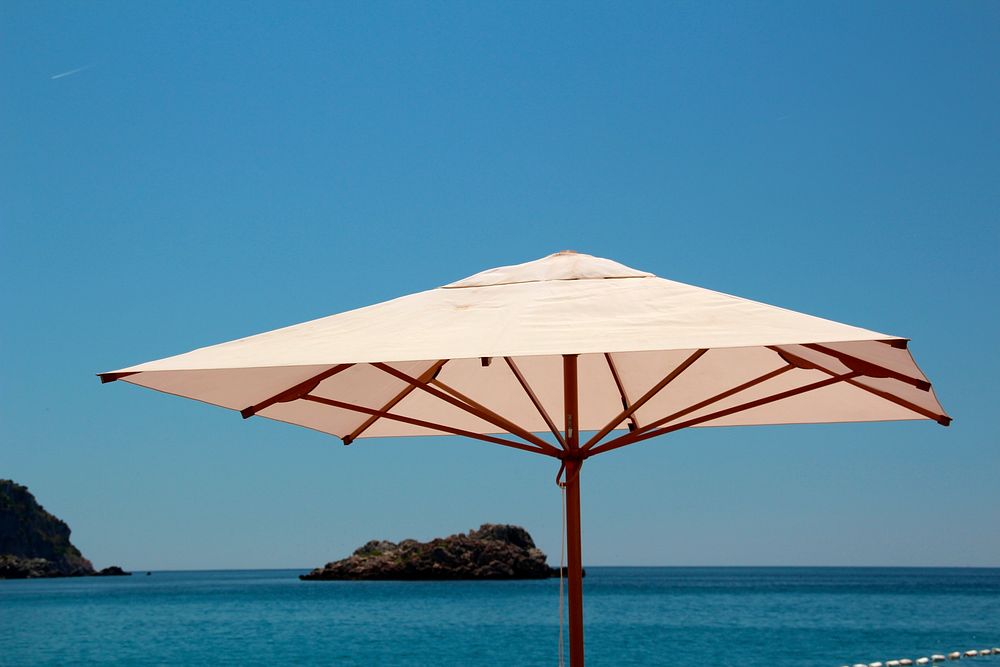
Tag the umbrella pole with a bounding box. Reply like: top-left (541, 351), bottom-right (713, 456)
top-left (565, 458), bottom-right (585, 667)
top-left (562, 355), bottom-right (585, 667)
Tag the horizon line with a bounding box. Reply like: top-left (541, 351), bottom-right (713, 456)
top-left (106, 564), bottom-right (1000, 573)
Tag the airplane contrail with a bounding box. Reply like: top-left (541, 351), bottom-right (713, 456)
top-left (51, 65), bottom-right (92, 80)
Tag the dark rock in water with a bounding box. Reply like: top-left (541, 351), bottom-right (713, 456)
top-left (94, 566), bottom-right (131, 577)
top-left (0, 479), bottom-right (126, 579)
top-left (0, 480), bottom-right (94, 578)
top-left (0, 555), bottom-right (81, 579)
top-left (301, 524), bottom-right (563, 581)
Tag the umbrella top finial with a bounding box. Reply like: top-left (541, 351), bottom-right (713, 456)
top-left (444, 252), bottom-right (654, 289)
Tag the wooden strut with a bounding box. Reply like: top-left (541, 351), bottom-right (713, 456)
top-left (603, 353), bottom-right (639, 433)
top-left (301, 394), bottom-right (556, 457)
top-left (587, 364), bottom-right (796, 454)
top-left (503, 357), bottom-right (566, 448)
top-left (428, 376), bottom-right (561, 454)
top-left (769, 346), bottom-right (950, 426)
top-left (581, 349), bottom-right (708, 451)
top-left (240, 364), bottom-right (354, 419)
top-left (343, 360), bottom-right (448, 445)
top-left (588, 370), bottom-right (862, 456)
top-left (803, 343), bottom-right (930, 391)
top-left (371, 362), bottom-right (562, 457)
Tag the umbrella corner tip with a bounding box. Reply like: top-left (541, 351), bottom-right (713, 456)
top-left (98, 371), bottom-right (138, 384)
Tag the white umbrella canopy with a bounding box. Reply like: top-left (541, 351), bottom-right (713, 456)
top-left (101, 250), bottom-right (949, 452)
top-left (100, 251), bottom-right (950, 667)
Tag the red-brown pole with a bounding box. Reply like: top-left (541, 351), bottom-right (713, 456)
top-left (565, 458), bottom-right (584, 666)
top-left (563, 355), bottom-right (585, 667)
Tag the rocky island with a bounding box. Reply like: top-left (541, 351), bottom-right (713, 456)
top-left (301, 524), bottom-right (566, 580)
top-left (0, 479), bottom-right (129, 579)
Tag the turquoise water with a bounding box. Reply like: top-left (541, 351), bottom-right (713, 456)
top-left (1, 568), bottom-right (998, 666)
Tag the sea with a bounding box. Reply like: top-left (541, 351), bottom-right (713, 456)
top-left (1, 567), bottom-right (997, 666)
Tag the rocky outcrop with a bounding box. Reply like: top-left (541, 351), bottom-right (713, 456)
top-left (0, 554), bottom-right (86, 579)
top-left (301, 524), bottom-right (560, 580)
top-left (0, 479), bottom-right (128, 579)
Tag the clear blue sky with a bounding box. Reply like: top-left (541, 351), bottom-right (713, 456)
top-left (2, 1), bottom-right (997, 570)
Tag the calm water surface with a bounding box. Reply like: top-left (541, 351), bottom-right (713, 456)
top-left (1, 567), bottom-right (998, 666)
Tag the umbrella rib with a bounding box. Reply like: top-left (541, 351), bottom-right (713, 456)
top-left (301, 395), bottom-right (555, 456)
top-left (98, 371), bottom-right (139, 384)
top-left (843, 378), bottom-right (951, 426)
top-left (240, 364), bottom-right (354, 418)
top-left (503, 357), bottom-right (566, 448)
top-left (428, 376), bottom-right (563, 456)
top-left (770, 346), bottom-right (950, 426)
top-left (342, 360), bottom-right (449, 445)
top-left (803, 343), bottom-right (931, 391)
top-left (609, 363), bottom-right (797, 447)
top-left (371, 363), bottom-right (562, 456)
top-left (588, 363), bottom-right (797, 454)
top-left (588, 370), bottom-right (862, 456)
top-left (581, 349), bottom-right (708, 452)
top-left (604, 353), bottom-right (639, 432)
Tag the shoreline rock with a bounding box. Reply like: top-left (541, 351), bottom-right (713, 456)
top-left (301, 524), bottom-right (566, 581)
top-left (0, 554), bottom-right (93, 579)
top-left (0, 479), bottom-right (129, 580)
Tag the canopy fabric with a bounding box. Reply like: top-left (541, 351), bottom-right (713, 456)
top-left (101, 252), bottom-right (949, 448)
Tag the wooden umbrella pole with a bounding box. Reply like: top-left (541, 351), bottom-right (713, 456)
top-left (565, 458), bottom-right (584, 667)
top-left (562, 355), bottom-right (585, 667)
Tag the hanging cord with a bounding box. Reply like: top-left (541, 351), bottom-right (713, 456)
top-left (556, 462), bottom-right (567, 667)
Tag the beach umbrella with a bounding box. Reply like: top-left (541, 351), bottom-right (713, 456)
top-left (99, 251), bottom-right (949, 666)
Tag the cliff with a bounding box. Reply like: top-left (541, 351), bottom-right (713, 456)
top-left (0, 479), bottom-right (128, 579)
top-left (301, 524), bottom-right (560, 581)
